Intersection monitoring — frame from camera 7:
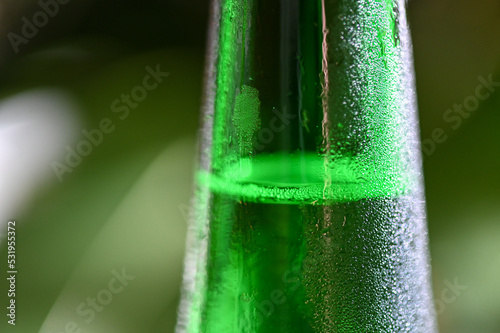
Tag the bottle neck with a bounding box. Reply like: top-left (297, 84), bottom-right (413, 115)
top-left (202, 0), bottom-right (419, 198)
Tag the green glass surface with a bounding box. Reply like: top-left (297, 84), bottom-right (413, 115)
top-left (176, 0), bottom-right (436, 332)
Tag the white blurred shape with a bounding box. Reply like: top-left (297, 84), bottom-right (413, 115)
top-left (0, 88), bottom-right (80, 239)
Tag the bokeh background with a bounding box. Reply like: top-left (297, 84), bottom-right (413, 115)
top-left (0, 0), bottom-right (499, 332)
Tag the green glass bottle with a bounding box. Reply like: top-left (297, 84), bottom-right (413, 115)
top-left (176, 0), bottom-right (436, 332)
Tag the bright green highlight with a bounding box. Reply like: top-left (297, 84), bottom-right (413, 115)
top-left (198, 153), bottom-right (413, 204)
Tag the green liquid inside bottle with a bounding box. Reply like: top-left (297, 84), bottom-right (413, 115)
top-left (185, 155), bottom-right (433, 332)
top-left (176, 0), bottom-right (436, 332)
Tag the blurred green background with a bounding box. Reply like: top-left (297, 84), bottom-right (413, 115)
top-left (0, 0), bottom-right (498, 332)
